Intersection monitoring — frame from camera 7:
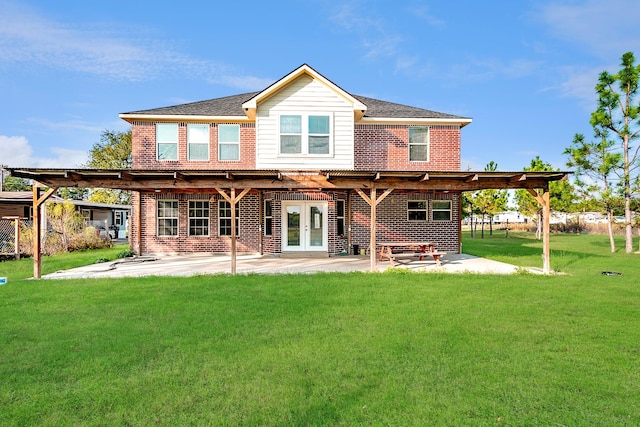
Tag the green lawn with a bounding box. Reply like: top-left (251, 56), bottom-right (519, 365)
top-left (0, 234), bottom-right (639, 425)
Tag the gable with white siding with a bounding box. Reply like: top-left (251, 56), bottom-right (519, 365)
top-left (255, 74), bottom-right (355, 169)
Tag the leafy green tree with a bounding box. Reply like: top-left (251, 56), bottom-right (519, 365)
top-left (473, 162), bottom-right (509, 237)
top-left (461, 192), bottom-right (479, 238)
top-left (1, 166), bottom-right (31, 191)
top-left (515, 156), bottom-right (576, 239)
top-left (564, 133), bottom-right (621, 252)
top-left (85, 129), bottom-right (132, 205)
top-left (589, 52), bottom-right (640, 253)
top-left (57, 187), bottom-right (89, 201)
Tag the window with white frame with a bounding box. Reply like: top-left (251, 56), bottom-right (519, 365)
top-left (264, 200), bottom-right (273, 236)
top-left (432, 200), bottom-right (452, 221)
top-left (189, 200), bottom-right (209, 236)
top-left (156, 123), bottom-right (178, 160)
top-left (336, 200), bottom-right (345, 237)
top-left (407, 201), bottom-right (427, 221)
top-left (157, 200), bottom-right (179, 236)
top-left (308, 115), bottom-right (330, 154)
top-left (279, 113), bottom-right (332, 155)
top-left (218, 124), bottom-right (240, 161)
top-left (188, 124), bottom-right (209, 161)
top-left (409, 126), bottom-right (429, 162)
top-left (219, 200), bottom-right (239, 236)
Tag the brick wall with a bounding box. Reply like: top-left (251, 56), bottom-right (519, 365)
top-left (354, 124), bottom-right (461, 171)
top-left (135, 191), bottom-right (261, 255)
top-left (132, 121), bottom-right (460, 172)
top-left (131, 122), bottom-right (256, 170)
top-left (132, 190), bottom-right (460, 256)
top-left (350, 191), bottom-right (460, 254)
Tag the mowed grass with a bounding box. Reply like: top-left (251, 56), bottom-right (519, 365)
top-left (0, 234), bottom-right (639, 425)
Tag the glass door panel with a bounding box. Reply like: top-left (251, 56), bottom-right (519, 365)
top-left (286, 205), bottom-right (301, 247)
top-left (308, 205), bottom-right (323, 247)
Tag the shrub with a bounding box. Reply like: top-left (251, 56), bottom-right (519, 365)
top-left (116, 248), bottom-right (135, 258)
top-left (18, 220), bottom-right (112, 257)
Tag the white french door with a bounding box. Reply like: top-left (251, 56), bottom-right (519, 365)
top-left (282, 201), bottom-right (328, 252)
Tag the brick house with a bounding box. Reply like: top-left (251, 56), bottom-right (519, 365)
top-left (10, 64), bottom-right (567, 276)
top-left (118, 64), bottom-right (472, 257)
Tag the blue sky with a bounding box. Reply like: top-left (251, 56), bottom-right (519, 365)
top-left (2, 0), bottom-right (640, 172)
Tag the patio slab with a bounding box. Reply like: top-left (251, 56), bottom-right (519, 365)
top-left (41, 253), bottom-right (527, 279)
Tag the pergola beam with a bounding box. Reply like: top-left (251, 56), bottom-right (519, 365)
top-left (10, 168), bottom-right (569, 277)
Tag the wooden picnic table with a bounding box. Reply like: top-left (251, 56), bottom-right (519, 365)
top-left (377, 241), bottom-right (445, 266)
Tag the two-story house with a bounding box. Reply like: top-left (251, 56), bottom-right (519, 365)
top-left (118, 64), bottom-right (471, 257)
top-left (9, 64), bottom-right (568, 276)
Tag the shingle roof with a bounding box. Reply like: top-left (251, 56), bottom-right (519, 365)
top-left (123, 92), bottom-right (260, 117)
top-left (122, 92), bottom-right (468, 120)
top-left (352, 95), bottom-right (466, 120)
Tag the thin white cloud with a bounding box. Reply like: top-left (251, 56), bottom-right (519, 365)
top-left (0, 0), bottom-right (268, 90)
top-left (434, 56), bottom-right (542, 85)
top-left (329, 2), bottom-right (404, 60)
top-left (537, 0), bottom-right (640, 58)
top-left (27, 118), bottom-right (105, 134)
top-left (554, 66), bottom-right (601, 110)
top-left (0, 135), bottom-right (87, 168)
top-left (327, 1), bottom-right (536, 84)
top-left (408, 4), bottom-right (446, 27)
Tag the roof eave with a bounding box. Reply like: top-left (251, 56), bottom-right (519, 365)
top-left (358, 117), bottom-right (473, 127)
top-left (119, 113), bottom-right (252, 123)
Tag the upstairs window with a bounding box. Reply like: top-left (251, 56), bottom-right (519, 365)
top-left (308, 115), bottom-right (330, 154)
top-left (409, 126), bottom-right (429, 162)
top-left (157, 123), bottom-right (178, 161)
top-left (280, 115), bottom-right (302, 154)
top-left (218, 124), bottom-right (240, 161)
top-left (188, 124), bottom-right (209, 161)
top-left (279, 113), bottom-right (332, 155)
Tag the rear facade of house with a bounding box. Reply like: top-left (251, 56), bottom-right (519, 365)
top-left (120, 65), bottom-right (472, 257)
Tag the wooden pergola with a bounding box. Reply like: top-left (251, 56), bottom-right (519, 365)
top-left (8, 168), bottom-right (568, 278)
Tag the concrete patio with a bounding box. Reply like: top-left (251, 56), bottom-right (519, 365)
top-left (42, 253), bottom-right (531, 279)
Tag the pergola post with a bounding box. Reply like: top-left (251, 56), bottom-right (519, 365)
top-left (216, 187), bottom-right (251, 275)
top-left (135, 191), bottom-right (142, 256)
top-left (13, 216), bottom-right (20, 260)
top-left (528, 187), bottom-right (551, 274)
top-left (32, 184), bottom-right (58, 279)
top-left (355, 187), bottom-right (394, 272)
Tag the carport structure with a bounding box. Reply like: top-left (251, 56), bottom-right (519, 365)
top-left (8, 168), bottom-right (568, 278)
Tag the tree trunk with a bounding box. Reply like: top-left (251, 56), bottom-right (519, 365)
top-left (607, 210), bottom-right (616, 253)
top-left (623, 130), bottom-right (633, 253)
top-left (625, 194), bottom-right (633, 253)
top-left (481, 214), bottom-right (485, 238)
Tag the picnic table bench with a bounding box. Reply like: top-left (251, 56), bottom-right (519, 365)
top-left (377, 242), bottom-right (445, 267)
